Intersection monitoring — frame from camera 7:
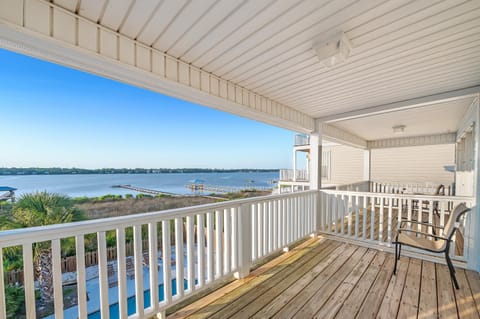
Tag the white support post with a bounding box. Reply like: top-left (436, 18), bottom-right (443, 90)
top-left (293, 149), bottom-right (297, 182)
top-left (310, 127), bottom-right (323, 235)
top-left (469, 95), bottom-right (480, 270)
top-left (309, 130), bottom-right (322, 191)
top-left (363, 149), bottom-right (371, 184)
top-left (235, 203), bottom-right (252, 279)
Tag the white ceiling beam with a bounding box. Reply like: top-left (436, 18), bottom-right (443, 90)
top-left (367, 133), bottom-right (456, 149)
top-left (320, 122), bottom-right (367, 149)
top-left (318, 86), bottom-right (480, 123)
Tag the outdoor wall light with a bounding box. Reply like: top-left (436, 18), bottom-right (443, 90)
top-left (393, 125), bottom-right (406, 134)
top-left (312, 32), bottom-right (352, 67)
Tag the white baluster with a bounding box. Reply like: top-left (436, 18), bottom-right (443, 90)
top-left (148, 223), bottom-right (159, 311)
top-left (268, 201), bottom-right (273, 253)
top-left (370, 196), bottom-right (375, 240)
top-left (272, 199), bottom-right (278, 250)
top-left (23, 244), bottom-right (36, 319)
top-left (223, 209), bottom-right (231, 274)
top-left (116, 228), bottom-right (128, 318)
top-left (206, 212), bottom-right (214, 283)
top-left (388, 198), bottom-right (393, 245)
top-left (175, 218), bottom-right (184, 298)
top-left (362, 196), bottom-right (367, 240)
top-left (186, 216), bottom-right (195, 292)
top-left (97, 231), bottom-right (109, 319)
top-left (263, 202), bottom-right (268, 254)
top-left (162, 220), bottom-right (172, 304)
top-left (75, 235), bottom-right (87, 319)
top-left (133, 225), bottom-right (144, 316)
top-left (231, 208), bottom-right (238, 271)
top-left (196, 214), bottom-right (205, 288)
top-left (355, 195), bottom-right (359, 238)
top-left (379, 199), bottom-right (384, 243)
top-left (215, 210), bottom-right (223, 278)
top-left (52, 239), bottom-right (64, 319)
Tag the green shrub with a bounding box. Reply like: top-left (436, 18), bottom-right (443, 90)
top-left (5, 284), bottom-right (25, 318)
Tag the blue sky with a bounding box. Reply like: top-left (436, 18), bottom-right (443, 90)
top-left (0, 49), bottom-right (296, 169)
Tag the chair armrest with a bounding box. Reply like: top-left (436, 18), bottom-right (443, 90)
top-left (397, 228), bottom-right (449, 241)
top-left (400, 219), bottom-right (444, 229)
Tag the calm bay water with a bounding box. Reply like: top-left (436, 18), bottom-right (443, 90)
top-left (0, 172), bottom-right (278, 197)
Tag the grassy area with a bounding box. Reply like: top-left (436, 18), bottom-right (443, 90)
top-left (75, 190), bottom-right (271, 219)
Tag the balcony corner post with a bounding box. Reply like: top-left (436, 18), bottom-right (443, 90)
top-left (309, 122), bottom-right (323, 191)
top-left (468, 95), bottom-right (480, 271)
top-left (235, 203), bottom-right (252, 279)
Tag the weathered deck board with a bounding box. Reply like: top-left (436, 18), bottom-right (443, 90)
top-left (170, 238), bottom-right (480, 319)
top-left (334, 252), bottom-right (386, 317)
top-left (437, 264), bottom-right (458, 319)
top-left (466, 270), bottom-right (480, 316)
top-left (418, 261), bottom-right (437, 319)
top-left (455, 270), bottom-right (479, 319)
top-left (396, 258), bottom-right (421, 318)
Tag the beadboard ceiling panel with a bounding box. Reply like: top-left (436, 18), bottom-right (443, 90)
top-left (333, 98), bottom-right (474, 141)
top-left (42, 0), bottom-right (480, 120)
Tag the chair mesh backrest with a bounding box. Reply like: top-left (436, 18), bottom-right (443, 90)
top-left (444, 203), bottom-right (470, 239)
top-left (435, 184), bottom-right (445, 196)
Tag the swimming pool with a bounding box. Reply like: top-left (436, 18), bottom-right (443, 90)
top-left (87, 279), bottom-right (186, 319)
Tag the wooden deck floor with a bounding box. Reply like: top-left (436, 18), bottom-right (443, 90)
top-left (169, 237), bottom-right (480, 319)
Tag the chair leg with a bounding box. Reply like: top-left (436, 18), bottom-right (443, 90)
top-left (393, 242), bottom-right (400, 275)
top-left (398, 243), bottom-right (402, 260)
top-left (445, 252), bottom-right (459, 289)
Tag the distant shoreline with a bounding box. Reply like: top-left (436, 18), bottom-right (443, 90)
top-left (0, 167), bottom-right (279, 176)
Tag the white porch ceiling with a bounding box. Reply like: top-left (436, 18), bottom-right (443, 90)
top-left (332, 97), bottom-right (475, 141)
top-left (47, 0), bottom-right (480, 119)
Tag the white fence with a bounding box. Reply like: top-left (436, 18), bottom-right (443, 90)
top-left (319, 189), bottom-right (474, 264)
top-left (0, 191), bottom-right (317, 319)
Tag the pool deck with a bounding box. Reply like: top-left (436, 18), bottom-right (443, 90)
top-left (169, 237), bottom-right (480, 319)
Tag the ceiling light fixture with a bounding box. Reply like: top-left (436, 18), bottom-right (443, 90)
top-left (312, 32), bottom-right (352, 67)
top-left (393, 125), bottom-right (406, 134)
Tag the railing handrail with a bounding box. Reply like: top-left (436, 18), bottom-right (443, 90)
top-left (0, 190), bottom-right (318, 247)
top-left (320, 189), bottom-right (473, 202)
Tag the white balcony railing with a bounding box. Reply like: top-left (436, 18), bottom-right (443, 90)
top-left (279, 169), bottom-right (309, 182)
top-left (370, 180), bottom-right (454, 196)
top-left (0, 191), bottom-right (318, 319)
top-left (319, 189), bottom-right (474, 264)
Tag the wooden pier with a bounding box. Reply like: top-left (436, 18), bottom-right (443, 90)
top-left (112, 184), bottom-right (179, 196)
top-left (185, 183), bottom-right (272, 193)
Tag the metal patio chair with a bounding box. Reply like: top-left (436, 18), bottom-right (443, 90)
top-left (393, 202), bottom-right (470, 289)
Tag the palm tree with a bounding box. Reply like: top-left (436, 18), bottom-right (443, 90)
top-left (6, 192), bottom-right (85, 307)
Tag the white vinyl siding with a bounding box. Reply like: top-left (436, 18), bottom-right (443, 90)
top-left (371, 144), bottom-right (455, 185)
top-left (323, 145), bottom-right (364, 185)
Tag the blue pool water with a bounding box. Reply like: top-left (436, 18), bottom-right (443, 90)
top-left (87, 279), bottom-right (187, 319)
